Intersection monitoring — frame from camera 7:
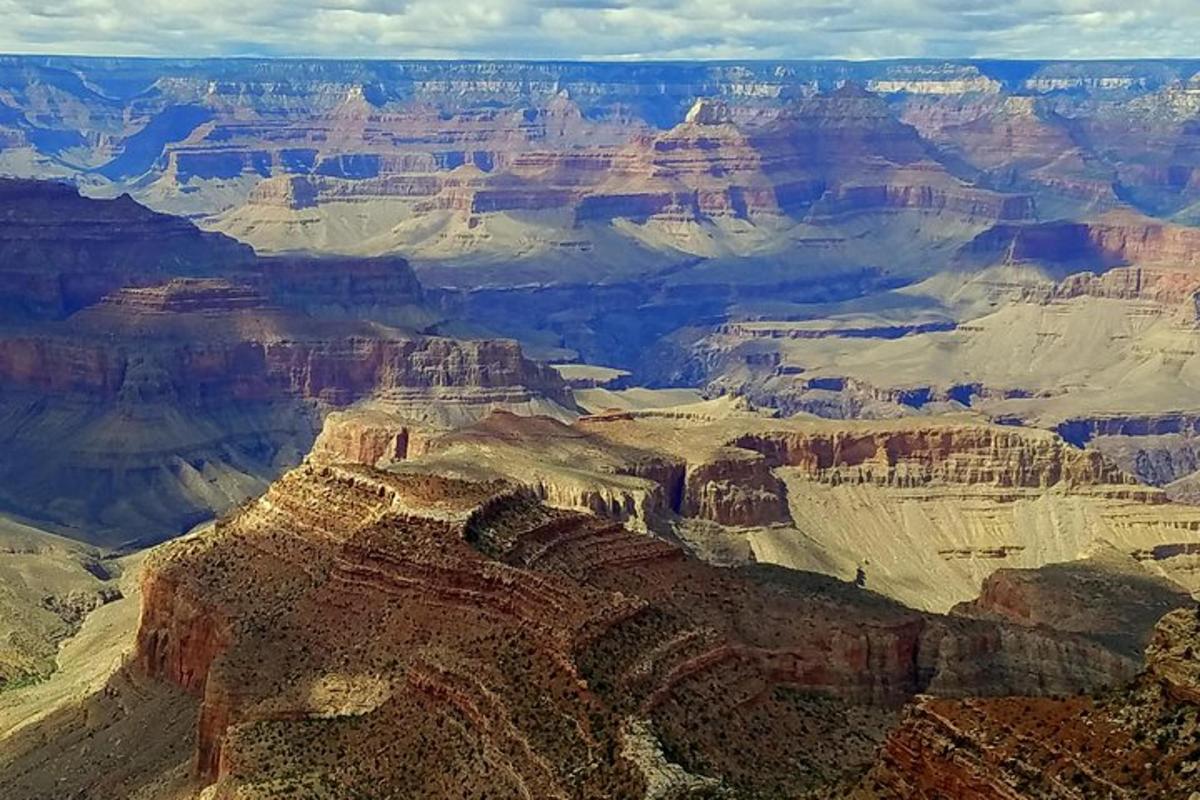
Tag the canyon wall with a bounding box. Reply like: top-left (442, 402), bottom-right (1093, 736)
top-left (857, 606), bottom-right (1200, 799)
top-left (0, 181), bottom-right (575, 545)
top-left (131, 462), bottom-right (1138, 797)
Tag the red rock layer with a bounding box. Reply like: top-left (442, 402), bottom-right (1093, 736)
top-left (966, 213), bottom-right (1200, 271)
top-left (857, 608), bottom-right (1200, 799)
top-left (133, 463), bottom-right (1136, 798)
top-left (0, 305), bottom-right (570, 408)
top-left (344, 89), bottom-right (1031, 228)
top-left (729, 425), bottom-right (1134, 489)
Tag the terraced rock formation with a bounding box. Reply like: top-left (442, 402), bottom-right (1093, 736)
top-left (690, 210), bottom-right (1200, 439)
top-left (129, 462), bottom-right (1134, 799)
top-left (309, 403), bottom-right (1200, 615)
top-left (0, 180), bottom-right (575, 545)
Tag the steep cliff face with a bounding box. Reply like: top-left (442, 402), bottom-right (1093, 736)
top-left (130, 462), bottom-right (1137, 798)
top-left (965, 212), bottom-right (1200, 274)
top-left (951, 547), bottom-right (1196, 659)
top-left (857, 606), bottom-right (1200, 799)
top-left (0, 179), bottom-right (256, 319)
top-left (898, 94), bottom-right (1121, 212)
top-left (731, 424), bottom-right (1134, 489)
top-left (5, 57), bottom-right (1200, 287)
top-left (0, 283), bottom-right (573, 545)
top-left (0, 182), bottom-right (574, 544)
top-left (203, 82), bottom-right (1034, 269)
top-left (310, 408), bottom-right (436, 468)
top-left (1, 289), bottom-right (569, 409)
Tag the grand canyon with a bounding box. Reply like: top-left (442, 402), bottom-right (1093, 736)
top-left (1, 51), bottom-right (1200, 799)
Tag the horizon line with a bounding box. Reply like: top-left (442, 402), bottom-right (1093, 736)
top-left (4, 53), bottom-right (1200, 65)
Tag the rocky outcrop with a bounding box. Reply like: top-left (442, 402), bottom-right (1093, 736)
top-left (1039, 266), bottom-right (1200, 307)
top-left (951, 547), bottom-right (1196, 659)
top-left (1145, 606), bottom-right (1200, 704)
top-left (131, 462), bottom-right (1139, 797)
top-left (679, 447), bottom-right (791, 527)
top-left (0, 178), bottom-right (430, 324)
top-left (309, 408), bottom-right (436, 468)
top-left (857, 607), bottom-right (1200, 799)
top-left (731, 424), bottom-right (1135, 489)
top-left (0, 299), bottom-right (570, 410)
top-left (0, 292), bottom-right (574, 544)
top-left (816, 178), bottom-right (1032, 221)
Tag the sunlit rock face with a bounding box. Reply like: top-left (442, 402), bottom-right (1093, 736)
top-left (133, 462), bottom-right (1135, 798)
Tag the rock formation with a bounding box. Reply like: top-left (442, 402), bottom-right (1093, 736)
top-left (857, 606), bottom-right (1200, 799)
top-left (689, 206), bottom-right (1200, 442)
top-left (307, 404), bottom-right (1200, 617)
top-left (0, 181), bottom-right (575, 544)
top-left (131, 462), bottom-right (1135, 798)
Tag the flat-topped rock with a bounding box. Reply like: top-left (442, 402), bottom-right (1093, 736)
top-left (96, 279), bottom-right (266, 315)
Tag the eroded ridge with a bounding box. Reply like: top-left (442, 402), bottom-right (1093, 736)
top-left (133, 462), bottom-right (1139, 798)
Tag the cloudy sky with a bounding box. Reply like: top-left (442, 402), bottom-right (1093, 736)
top-left (0, 0), bottom-right (1196, 60)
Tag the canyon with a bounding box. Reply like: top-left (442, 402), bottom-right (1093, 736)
top-left (0, 178), bottom-right (574, 546)
top-left (3, 461), bottom-right (1142, 798)
top-left (2, 56), bottom-right (1200, 798)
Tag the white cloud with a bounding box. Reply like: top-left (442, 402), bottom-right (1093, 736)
top-left (0, 0), bottom-right (1196, 59)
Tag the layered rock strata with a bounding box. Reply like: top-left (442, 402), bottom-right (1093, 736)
top-left (308, 405), bottom-right (1200, 616)
top-left (133, 463), bottom-right (1135, 798)
top-left (0, 281), bottom-right (572, 544)
top-left (0, 180), bottom-right (573, 543)
top-left (857, 607), bottom-right (1200, 799)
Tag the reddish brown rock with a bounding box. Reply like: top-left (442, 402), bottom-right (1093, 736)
top-left (951, 549), bottom-right (1195, 659)
top-left (965, 212), bottom-right (1200, 273)
top-left (857, 606), bottom-right (1200, 799)
top-left (132, 463), bottom-right (1138, 798)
